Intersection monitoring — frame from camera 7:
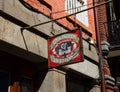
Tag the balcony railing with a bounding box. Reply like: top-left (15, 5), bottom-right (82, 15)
top-left (105, 20), bottom-right (120, 46)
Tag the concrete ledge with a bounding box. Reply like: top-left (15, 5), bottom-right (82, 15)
top-left (0, 40), bottom-right (47, 63)
top-left (65, 59), bottom-right (99, 78)
top-left (83, 40), bottom-right (98, 62)
top-left (108, 50), bottom-right (120, 57)
top-left (1, 0), bottom-right (68, 36)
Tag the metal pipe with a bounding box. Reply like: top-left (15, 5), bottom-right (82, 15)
top-left (93, 0), bottom-right (107, 92)
top-left (21, 0), bottom-right (112, 30)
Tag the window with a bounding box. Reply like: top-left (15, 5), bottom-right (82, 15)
top-left (66, 72), bottom-right (91, 92)
top-left (65, 0), bottom-right (89, 26)
top-left (20, 77), bottom-right (33, 92)
top-left (0, 72), bottom-right (10, 92)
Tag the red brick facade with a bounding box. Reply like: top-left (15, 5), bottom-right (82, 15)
top-left (87, 0), bottom-right (96, 41)
top-left (95, 0), bottom-right (108, 42)
top-left (95, 0), bottom-right (114, 91)
top-left (25, 0), bottom-right (96, 41)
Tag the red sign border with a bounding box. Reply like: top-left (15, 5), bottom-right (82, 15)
top-left (48, 29), bottom-right (84, 68)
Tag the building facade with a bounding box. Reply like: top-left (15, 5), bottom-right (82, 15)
top-left (104, 0), bottom-right (120, 91)
top-left (0, 0), bottom-right (101, 92)
top-left (94, 0), bottom-right (119, 91)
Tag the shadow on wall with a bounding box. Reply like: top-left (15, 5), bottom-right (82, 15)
top-left (0, 50), bottom-right (48, 92)
top-left (34, 64), bottom-right (48, 91)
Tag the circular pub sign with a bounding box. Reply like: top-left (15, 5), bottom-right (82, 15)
top-left (48, 29), bottom-right (83, 68)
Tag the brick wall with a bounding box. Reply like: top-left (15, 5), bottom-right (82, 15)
top-left (95, 0), bottom-right (115, 92)
top-left (24, 0), bottom-right (51, 16)
top-left (25, 0), bottom-right (96, 40)
top-left (95, 0), bottom-right (107, 41)
top-left (87, 0), bottom-right (96, 41)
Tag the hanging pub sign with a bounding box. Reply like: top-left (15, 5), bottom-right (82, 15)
top-left (48, 29), bottom-right (83, 68)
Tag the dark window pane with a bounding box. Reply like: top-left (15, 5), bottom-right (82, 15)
top-left (0, 72), bottom-right (9, 92)
top-left (21, 78), bottom-right (33, 92)
top-left (66, 72), bottom-right (91, 92)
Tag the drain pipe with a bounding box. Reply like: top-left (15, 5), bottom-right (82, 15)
top-left (93, 0), bottom-right (106, 92)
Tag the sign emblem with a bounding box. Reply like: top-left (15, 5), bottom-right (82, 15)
top-left (48, 29), bottom-right (83, 68)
